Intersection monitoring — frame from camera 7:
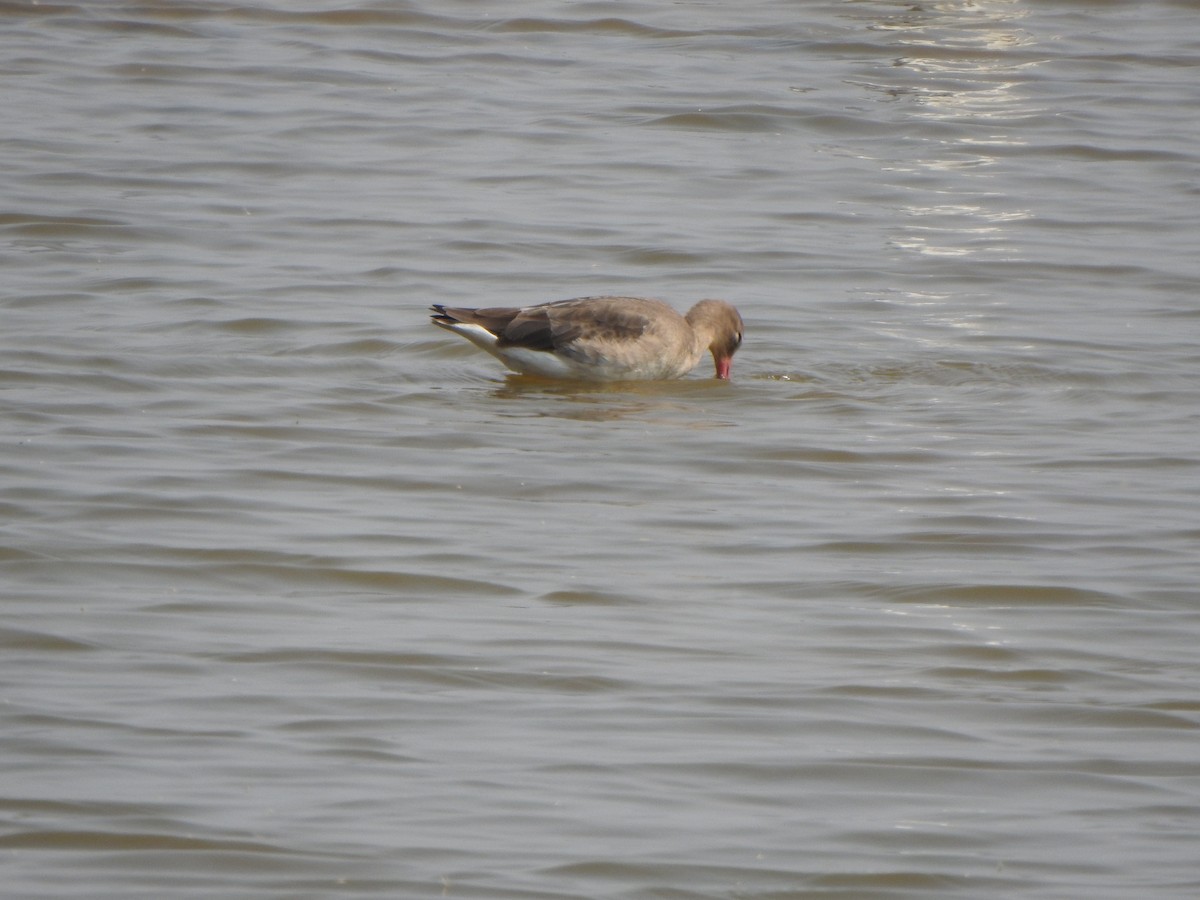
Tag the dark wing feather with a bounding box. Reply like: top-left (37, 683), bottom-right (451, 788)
top-left (542, 297), bottom-right (652, 349)
top-left (431, 304), bottom-right (557, 350)
top-left (431, 297), bottom-right (653, 353)
top-left (494, 306), bottom-right (557, 351)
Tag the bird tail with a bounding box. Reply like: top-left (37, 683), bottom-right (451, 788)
top-left (429, 304), bottom-right (460, 326)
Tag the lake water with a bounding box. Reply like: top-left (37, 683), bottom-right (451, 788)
top-left (3, 1), bottom-right (1199, 898)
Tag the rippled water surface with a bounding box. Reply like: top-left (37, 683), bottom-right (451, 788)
top-left (4, 1), bottom-right (1200, 898)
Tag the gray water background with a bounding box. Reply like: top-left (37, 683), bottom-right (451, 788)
top-left (4, 1), bottom-right (1200, 898)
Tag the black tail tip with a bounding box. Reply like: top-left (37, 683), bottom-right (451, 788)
top-left (429, 304), bottom-right (456, 326)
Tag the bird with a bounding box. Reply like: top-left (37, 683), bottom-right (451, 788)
top-left (429, 296), bottom-right (743, 382)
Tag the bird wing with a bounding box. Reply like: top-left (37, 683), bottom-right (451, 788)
top-left (432, 297), bottom-right (656, 354)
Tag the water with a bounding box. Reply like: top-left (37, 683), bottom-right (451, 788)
top-left (3, 1), bottom-right (1199, 898)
